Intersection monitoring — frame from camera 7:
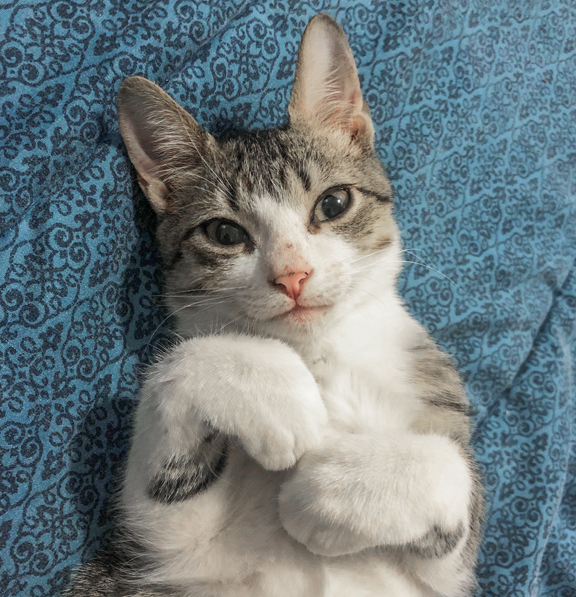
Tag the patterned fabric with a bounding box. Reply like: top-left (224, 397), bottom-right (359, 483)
top-left (1, 1), bottom-right (575, 595)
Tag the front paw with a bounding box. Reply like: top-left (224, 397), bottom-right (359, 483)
top-left (278, 450), bottom-right (374, 557)
top-left (240, 367), bottom-right (328, 471)
top-left (198, 335), bottom-right (329, 472)
top-left (156, 335), bottom-right (329, 472)
top-left (278, 433), bottom-right (472, 556)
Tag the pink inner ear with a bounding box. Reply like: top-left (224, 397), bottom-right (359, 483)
top-left (120, 117), bottom-right (170, 212)
top-left (324, 87), bottom-right (362, 127)
top-left (288, 20), bottom-right (372, 142)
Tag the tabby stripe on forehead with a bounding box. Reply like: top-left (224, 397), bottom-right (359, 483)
top-left (356, 187), bottom-right (392, 203)
top-left (226, 188), bottom-right (240, 211)
top-left (298, 166), bottom-right (311, 192)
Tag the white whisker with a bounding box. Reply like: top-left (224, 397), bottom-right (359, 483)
top-left (354, 258), bottom-right (462, 292)
top-left (178, 112), bottom-right (238, 205)
top-left (158, 286), bottom-right (250, 299)
top-left (144, 296), bottom-right (240, 352)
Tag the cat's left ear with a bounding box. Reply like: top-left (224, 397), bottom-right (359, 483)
top-left (117, 76), bottom-right (216, 214)
top-left (288, 14), bottom-right (374, 145)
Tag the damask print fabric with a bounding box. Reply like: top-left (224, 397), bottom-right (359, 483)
top-left (1, 0), bottom-right (575, 595)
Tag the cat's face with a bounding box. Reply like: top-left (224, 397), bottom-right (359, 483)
top-left (157, 127), bottom-right (399, 340)
top-left (118, 14), bottom-right (401, 343)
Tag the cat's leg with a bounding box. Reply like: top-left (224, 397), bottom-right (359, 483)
top-left (126, 333), bottom-right (328, 498)
top-left (117, 333), bottom-right (328, 587)
top-left (278, 431), bottom-right (477, 593)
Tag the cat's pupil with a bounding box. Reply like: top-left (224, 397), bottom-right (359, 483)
top-left (322, 193), bottom-right (347, 219)
top-left (216, 222), bottom-right (241, 245)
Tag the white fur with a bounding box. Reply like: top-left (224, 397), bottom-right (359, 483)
top-left (120, 192), bottom-right (473, 596)
top-left (278, 431), bottom-right (470, 555)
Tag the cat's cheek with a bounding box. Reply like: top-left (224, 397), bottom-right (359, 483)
top-left (307, 237), bottom-right (356, 298)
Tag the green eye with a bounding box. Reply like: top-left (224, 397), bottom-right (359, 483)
top-left (315, 188), bottom-right (351, 222)
top-left (205, 220), bottom-right (249, 246)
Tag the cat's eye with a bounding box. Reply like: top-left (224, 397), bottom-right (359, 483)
top-left (314, 188), bottom-right (352, 222)
top-left (204, 220), bottom-right (249, 246)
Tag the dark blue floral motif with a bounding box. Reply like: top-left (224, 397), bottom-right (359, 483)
top-left (1, 1), bottom-right (575, 596)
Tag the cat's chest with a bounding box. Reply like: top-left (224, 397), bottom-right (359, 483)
top-left (307, 345), bottom-right (419, 434)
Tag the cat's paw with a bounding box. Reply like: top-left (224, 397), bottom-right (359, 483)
top-left (238, 359), bottom-right (328, 471)
top-left (279, 464), bottom-right (373, 556)
top-left (150, 335), bottom-right (329, 472)
top-left (278, 445), bottom-right (375, 556)
top-left (159, 335), bottom-right (329, 472)
top-left (278, 433), bottom-right (471, 556)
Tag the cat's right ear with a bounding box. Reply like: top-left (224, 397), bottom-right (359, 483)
top-left (117, 76), bottom-right (215, 214)
top-left (288, 14), bottom-right (374, 145)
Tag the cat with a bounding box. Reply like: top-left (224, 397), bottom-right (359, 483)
top-left (65, 13), bottom-right (483, 597)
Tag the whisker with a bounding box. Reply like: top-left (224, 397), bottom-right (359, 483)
top-left (178, 112), bottom-right (238, 205)
top-left (352, 255), bottom-right (403, 275)
top-left (337, 246), bottom-right (430, 269)
top-left (144, 296), bottom-right (239, 352)
top-left (399, 249), bottom-right (436, 265)
top-left (348, 246), bottom-right (428, 268)
top-left (399, 247), bottom-right (429, 254)
top-left (157, 285), bottom-right (251, 299)
top-left (172, 296), bottom-right (239, 310)
top-left (188, 174), bottom-right (236, 202)
top-left (348, 282), bottom-right (390, 310)
top-left (398, 250), bottom-right (463, 290)
top-left (353, 258), bottom-right (462, 291)
top-left (155, 273), bottom-right (208, 295)
top-left (215, 313), bottom-right (245, 335)
top-left (401, 260), bottom-right (462, 291)
top-left (144, 302), bottom-right (196, 356)
top-left (346, 248), bottom-right (389, 265)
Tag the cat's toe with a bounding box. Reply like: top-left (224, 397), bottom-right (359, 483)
top-left (280, 504), bottom-right (369, 557)
top-left (304, 524), bottom-right (373, 557)
top-left (243, 430), bottom-right (298, 471)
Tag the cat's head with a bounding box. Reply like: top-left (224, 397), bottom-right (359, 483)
top-left (117, 14), bottom-right (401, 344)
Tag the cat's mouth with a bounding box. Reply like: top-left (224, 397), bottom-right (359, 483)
top-left (275, 304), bottom-right (331, 322)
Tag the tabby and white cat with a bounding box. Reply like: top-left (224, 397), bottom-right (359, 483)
top-left (67, 13), bottom-right (483, 597)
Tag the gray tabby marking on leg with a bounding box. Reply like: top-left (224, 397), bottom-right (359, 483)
top-left (148, 433), bottom-right (228, 504)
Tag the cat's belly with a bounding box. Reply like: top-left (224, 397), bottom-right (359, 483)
top-left (324, 557), bottom-right (426, 597)
top-left (139, 448), bottom-right (428, 596)
top-left (254, 557), bottom-right (426, 597)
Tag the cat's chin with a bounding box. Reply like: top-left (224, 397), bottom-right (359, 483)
top-left (229, 303), bottom-right (337, 342)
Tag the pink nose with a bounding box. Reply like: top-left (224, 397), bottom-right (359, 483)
top-left (274, 271), bottom-right (310, 301)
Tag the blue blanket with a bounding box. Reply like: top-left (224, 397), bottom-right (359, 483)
top-left (1, 1), bottom-right (575, 595)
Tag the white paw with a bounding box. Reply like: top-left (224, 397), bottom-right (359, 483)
top-left (278, 446), bottom-right (376, 556)
top-left (279, 433), bottom-right (471, 554)
top-left (279, 457), bottom-right (373, 556)
top-left (157, 335), bottom-right (329, 472)
top-left (237, 358), bottom-right (328, 471)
